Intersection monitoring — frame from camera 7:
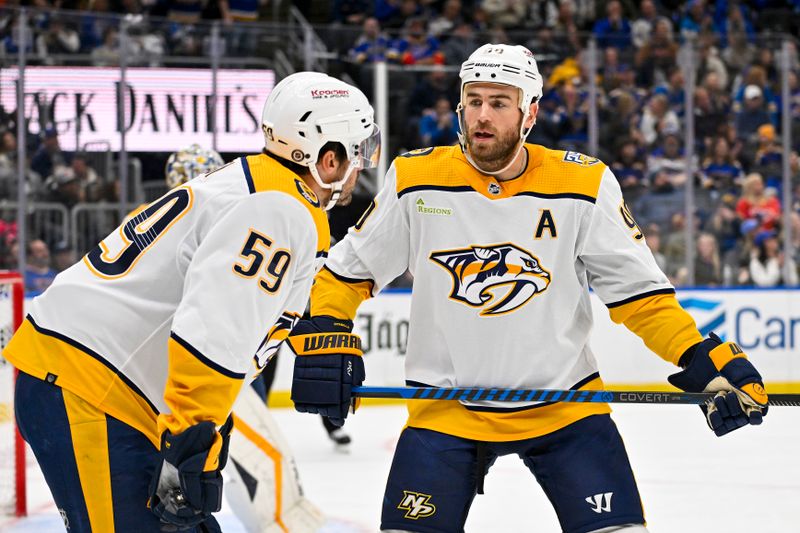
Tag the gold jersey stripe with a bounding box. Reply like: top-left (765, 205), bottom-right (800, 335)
top-left (63, 390), bottom-right (115, 532)
top-left (3, 318), bottom-right (161, 447)
top-left (158, 336), bottom-right (245, 437)
top-left (311, 267), bottom-right (373, 320)
top-left (608, 293), bottom-right (704, 365)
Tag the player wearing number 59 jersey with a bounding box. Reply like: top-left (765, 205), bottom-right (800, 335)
top-left (3, 72), bottom-right (380, 533)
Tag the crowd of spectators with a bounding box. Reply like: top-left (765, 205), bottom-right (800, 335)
top-left (2, 0), bottom-right (800, 289)
top-left (0, 0), bottom-right (277, 65)
top-left (336, 0), bottom-right (800, 288)
top-left (0, 122), bottom-right (115, 295)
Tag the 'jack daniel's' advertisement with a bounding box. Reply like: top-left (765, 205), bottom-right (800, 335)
top-left (0, 67), bottom-right (274, 152)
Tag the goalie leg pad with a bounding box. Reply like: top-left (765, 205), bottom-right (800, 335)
top-left (225, 386), bottom-right (325, 533)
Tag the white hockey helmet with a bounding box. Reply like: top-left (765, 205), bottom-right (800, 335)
top-left (165, 144), bottom-right (224, 188)
top-left (456, 44), bottom-right (543, 175)
top-left (261, 72), bottom-right (380, 210)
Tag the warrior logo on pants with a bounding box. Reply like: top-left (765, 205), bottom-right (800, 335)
top-left (585, 492), bottom-right (613, 513)
top-left (397, 491), bottom-right (436, 519)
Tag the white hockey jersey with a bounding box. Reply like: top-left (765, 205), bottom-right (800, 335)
top-left (4, 153), bottom-right (329, 445)
top-left (312, 144), bottom-right (703, 441)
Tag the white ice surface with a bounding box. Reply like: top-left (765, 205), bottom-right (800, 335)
top-left (2, 404), bottom-right (799, 532)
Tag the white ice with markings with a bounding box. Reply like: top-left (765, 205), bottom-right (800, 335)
top-left (3, 404), bottom-right (799, 532)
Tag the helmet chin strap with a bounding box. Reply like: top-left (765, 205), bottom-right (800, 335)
top-left (309, 162), bottom-right (356, 211)
top-left (325, 186), bottom-right (342, 210)
top-left (457, 104), bottom-right (532, 178)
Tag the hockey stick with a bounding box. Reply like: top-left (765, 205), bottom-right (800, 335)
top-left (351, 386), bottom-right (800, 406)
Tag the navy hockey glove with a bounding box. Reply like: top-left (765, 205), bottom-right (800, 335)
top-left (287, 316), bottom-right (365, 427)
top-left (148, 416), bottom-right (233, 531)
top-left (668, 333), bottom-right (768, 437)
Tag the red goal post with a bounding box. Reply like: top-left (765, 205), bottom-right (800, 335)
top-left (0, 271), bottom-right (26, 517)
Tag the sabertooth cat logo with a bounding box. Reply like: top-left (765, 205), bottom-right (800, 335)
top-left (430, 243), bottom-right (551, 316)
top-left (253, 311), bottom-right (301, 369)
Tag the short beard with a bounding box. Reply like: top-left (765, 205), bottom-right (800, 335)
top-left (465, 118), bottom-right (523, 173)
top-left (331, 168), bottom-right (357, 207)
top-left (335, 189), bottom-right (353, 206)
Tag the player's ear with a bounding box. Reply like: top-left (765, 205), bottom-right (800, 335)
top-left (315, 148), bottom-right (339, 183)
top-left (320, 148), bottom-right (340, 171)
top-left (526, 102), bottom-right (539, 129)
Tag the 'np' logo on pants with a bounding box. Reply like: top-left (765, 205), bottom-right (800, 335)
top-left (398, 491), bottom-right (436, 519)
top-left (585, 492), bottom-right (613, 513)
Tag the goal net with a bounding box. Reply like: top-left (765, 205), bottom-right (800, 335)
top-left (0, 271), bottom-right (26, 517)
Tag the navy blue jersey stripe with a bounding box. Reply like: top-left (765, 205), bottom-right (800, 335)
top-left (316, 251), bottom-right (329, 259)
top-left (397, 185), bottom-right (596, 203)
top-left (397, 185), bottom-right (474, 198)
top-left (170, 332), bottom-right (247, 380)
top-left (323, 265), bottom-right (376, 292)
top-left (572, 372), bottom-right (602, 390)
top-left (241, 157), bottom-right (256, 194)
top-left (514, 191), bottom-right (596, 204)
top-left (26, 315), bottom-right (160, 415)
top-left (606, 288), bottom-right (676, 309)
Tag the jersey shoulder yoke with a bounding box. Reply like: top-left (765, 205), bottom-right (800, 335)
top-left (394, 145), bottom-right (471, 196)
top-left (241, 153), bottom-right (329, 252)
top-left (524, 146), bottom-right (607, 202)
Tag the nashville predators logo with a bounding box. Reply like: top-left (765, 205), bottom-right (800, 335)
top-left (253, 311), bottom-right (301, 369)
top-left (430, 243), bottom-right (551, 316)
top-left (398, 491), bottom-right (436, 520)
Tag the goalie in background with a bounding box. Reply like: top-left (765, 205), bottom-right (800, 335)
top-left (287, 44), bottom-right (768, 533)
top-left (164, 143), bottom-right (225, 190)
top-left (3, 71), bottom-right (380, 532)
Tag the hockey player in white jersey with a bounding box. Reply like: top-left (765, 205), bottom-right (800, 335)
top-left (3, 72), bottom-right (379, 532)
top-left (287, 44), bottom-right (769, 532)
top-left (164, 143), bottom-right (326, 533)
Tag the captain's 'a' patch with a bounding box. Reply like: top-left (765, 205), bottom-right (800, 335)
top-left (563, 151), bottom-right (600, 166)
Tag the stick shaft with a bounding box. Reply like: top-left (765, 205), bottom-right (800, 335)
top-left (351, 386), bottom-right (800, 406)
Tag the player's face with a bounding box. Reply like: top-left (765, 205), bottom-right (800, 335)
top-left (315, 149), bottom-right (361, 207)
top-left (463, 83), bottom-right (533, 172)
